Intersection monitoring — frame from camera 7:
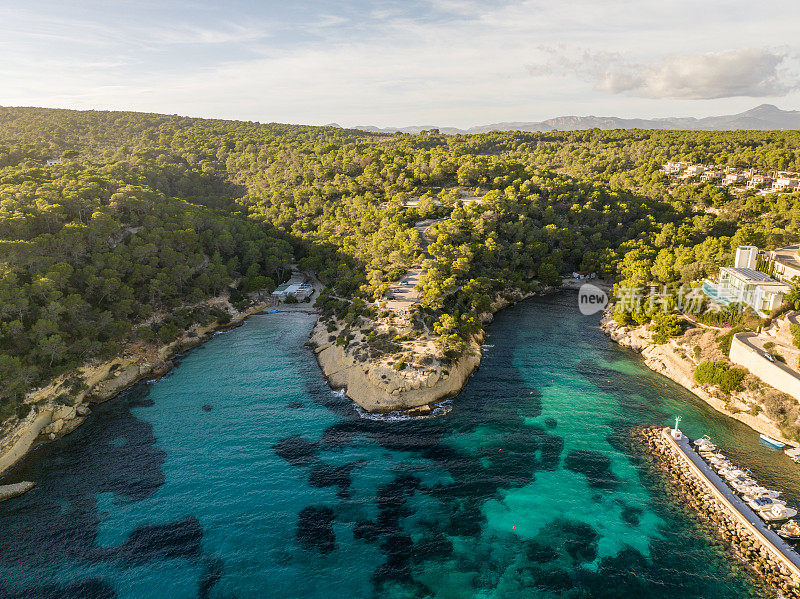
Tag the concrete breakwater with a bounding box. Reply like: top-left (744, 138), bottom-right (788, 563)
top-left (637, 426), bottom-right (800, 598)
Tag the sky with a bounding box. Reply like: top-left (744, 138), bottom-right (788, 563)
top-left (1, 0), bottom-right (799, 128)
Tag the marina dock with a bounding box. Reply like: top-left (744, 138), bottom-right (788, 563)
top-left (667, 429), bottom-right (800, 573)
top-left (639, 426), bottom-right (800, 598)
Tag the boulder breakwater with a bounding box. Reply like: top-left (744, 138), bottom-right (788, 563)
top-left (637, 426), bottom-right (800, 598)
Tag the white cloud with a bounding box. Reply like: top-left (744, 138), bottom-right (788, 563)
top-left (634, 49), bottom-right (793, 98)
top-left (147, 24), bottom-right (270, 45)
top-left (529, 48), bottom-right (796, 99)
top-left (1, 1), bottom-right (800, 126)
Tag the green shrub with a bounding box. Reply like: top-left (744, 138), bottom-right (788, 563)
top-left (613, 310), bottom-right (632, 326)
top-left (791, 323), bottom-right (800, 349)
top-left (650, 313), bottom-right (683, 344)
top-left (694, 360), bottom-right (746, 393)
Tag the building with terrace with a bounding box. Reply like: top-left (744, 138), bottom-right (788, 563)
top-left (702, 246), bottom-right (791, 316)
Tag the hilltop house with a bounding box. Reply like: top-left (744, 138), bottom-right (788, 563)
top-left (664, 161), bottom-right (690, 174)
top-left (702, 246), bottom-right (790, 316)
top-left (684, 165), bottom-right (706, 177)
top-left (700, 170), bottom-right (722, 183)
top-left (747, 174), bottom-right (773, 189)
top-left (773, 175), bottom-right (800, 193)
top-left (723, 173), bottom-right (746, 186)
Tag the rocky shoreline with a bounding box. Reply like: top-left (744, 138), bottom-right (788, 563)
top-left (308, 288), bottom-right (557, 415)
top-left (309, 319), bottom-right (484, 414)
top-left (0, 300), bottom-right (273, 479)
top-left (637, 425), bottom-right (800, 598)
top-left (601, 311), bottom-right (794, 445)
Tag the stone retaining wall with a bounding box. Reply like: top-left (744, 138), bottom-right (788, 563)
top-left (730, 332), bottom-right (800, 402)
top-left (637, 426), bottom-right (800, 598)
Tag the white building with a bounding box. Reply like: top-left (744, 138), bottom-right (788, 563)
top-left (723, 173), bottom-right (746, 186)
top-left (272, 281), bottom-right (313, 301)
top-left (772, 174), bottom-right (800, 193)
top-left (735, 245), bottom-right (758, 269)
top-left (747, 174), bottom-right (772, 189)
top-left (663, 161), bottom-right (691, 174)
top-left (703, 246), bottom-right (791, 316)
top-left (271, 273), bottom-right (314, 301)
top-left (700, 170), bottom-right (722, 183)
top-left (685, 165), bottom-right (706, 176)
top-left (768, 244), bottom-right (800, 283)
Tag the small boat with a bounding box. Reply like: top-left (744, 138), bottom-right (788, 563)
top-left (709, 457), bottom-right (732, 469)
top-left (760, 505), bottom-right (797, 522)
top-left (760, 434), bottom-right (785, 450)
top-left (776, 520), bottom-right (800, 542)
top-left (717, 467), bottom-right (738, 478)
top-left (723, 468), bottom-right (750, 482)
top-left (266, 308), bottom-right (280, 314)
top-left (748, 496), bottom-right (787, 511)
top-left (706, 452), bottom-right (727, 461)
top-left (744, 487), bottom-right (781, 500)
top-left (785, 447), bottom-right (800, 464)
top-left (730, 478), bottom-right (758, 494)
top-left (694, 436), bottom-right (717, 451)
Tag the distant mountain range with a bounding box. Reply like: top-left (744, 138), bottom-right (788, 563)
top-left (336, 104), bottom-right (800, 135)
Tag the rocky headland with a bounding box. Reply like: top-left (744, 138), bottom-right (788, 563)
top-left (602, 311), bottom-right (797, 444)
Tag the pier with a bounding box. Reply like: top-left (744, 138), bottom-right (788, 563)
top-left (639, 426), bottom-right (800, 597)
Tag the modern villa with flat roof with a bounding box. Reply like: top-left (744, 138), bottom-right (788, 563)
top-left (703, 246), bottom-right (791, 316)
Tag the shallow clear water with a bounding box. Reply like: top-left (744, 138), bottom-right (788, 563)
top-left (2, 294), bottom-right (798, 598)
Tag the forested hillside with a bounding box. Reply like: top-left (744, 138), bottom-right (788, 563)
top-left (1, 106), bottom-right (799, 419)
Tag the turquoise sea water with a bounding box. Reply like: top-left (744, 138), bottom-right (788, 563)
top-left (2, 294), bottom-right (800, 598)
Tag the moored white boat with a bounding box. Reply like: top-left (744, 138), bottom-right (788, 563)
top-left (709, 458), bottom-right (732, 470)
top-left (760, 433), bottom-right (785, 449)
top-left (744, 486), bottom-right (781, 500)
top-left (777, 519), bottom-right (800, 542)
top-left (694, 436), bottom-right (717, 451)
top-left (785, 447), bottom-right (800, 464)
top-left (760, 504), bottom-right (797, 522)
top-left (730, 478), bottom-right (757, 494)
top-left (748, 496), bottom-right (787, 511)
top-left (722, 468), bottom-right (750, 481)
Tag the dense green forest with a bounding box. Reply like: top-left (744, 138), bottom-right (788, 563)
top-left (2, 106), bottom-right (800, 419)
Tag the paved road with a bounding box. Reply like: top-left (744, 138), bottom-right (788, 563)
top-left (738, 332), bottom-right (800, 381)
top-left (672, 431), bottom-right (800, 571)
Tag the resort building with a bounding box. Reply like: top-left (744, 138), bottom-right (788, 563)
top-left (723, 173), bottom-right (746, 186)
top-left (747, 174), bottom-right (773, 189)
top-left (663, 161), bottom-right (690, 174)
top-left (703, 246), bottom-right (791, 316)
top-left (271, 273), bottom-right (314, 301)
top-left (685, 165), bottom-right (706, 176)
top-left (772, 175), bottom-right (800, 193)
top-left (700, 170), bottom-right (722, 183)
